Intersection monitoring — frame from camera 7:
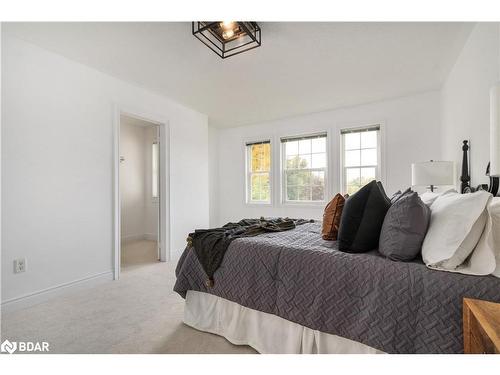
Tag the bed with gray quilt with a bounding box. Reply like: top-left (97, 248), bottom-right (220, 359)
top-left (174, 221), bottom-right (500, 354)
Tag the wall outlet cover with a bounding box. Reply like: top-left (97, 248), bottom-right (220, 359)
top-left (14, 258), bottom-right (27, 273)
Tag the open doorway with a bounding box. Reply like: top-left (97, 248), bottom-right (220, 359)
top-left (113, 108), bottom-right (169, 279)
top-left (119, 114), bottom-right (160, 270)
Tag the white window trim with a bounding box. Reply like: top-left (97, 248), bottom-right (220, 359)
top-left (339, 123), bottom-right (385, 195)
top-left (244, 138), bottom-right (273, 205)
top-left (279, 131), bottom-right (330, 206)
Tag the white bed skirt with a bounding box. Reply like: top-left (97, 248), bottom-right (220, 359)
top-left (184, 290), bottom-right (383, 354)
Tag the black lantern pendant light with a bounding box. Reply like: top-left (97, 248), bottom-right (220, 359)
top-left (192, 21), bottom-right (261, 59)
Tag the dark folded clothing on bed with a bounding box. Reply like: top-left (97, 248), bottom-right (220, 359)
top-left (188, 217), bottom-right (313, 285)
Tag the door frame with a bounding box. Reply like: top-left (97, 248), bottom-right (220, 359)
top-left (112, 103), bottom-right (171, 280)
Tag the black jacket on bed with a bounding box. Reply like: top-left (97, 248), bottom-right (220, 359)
top-left (187, 217), bottom-right (313, 286)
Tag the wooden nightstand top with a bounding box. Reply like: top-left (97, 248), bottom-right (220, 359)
top-left (463, 298), bottom-right (500, 354)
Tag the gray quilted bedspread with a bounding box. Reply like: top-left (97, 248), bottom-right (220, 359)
top-left (174, 222), bottom-right (500, 353)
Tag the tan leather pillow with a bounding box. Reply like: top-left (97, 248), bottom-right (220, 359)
top-left (322, 193), bottom-right (348, 240)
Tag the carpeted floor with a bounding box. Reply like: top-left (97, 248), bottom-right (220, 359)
top-left (0, 240), bottom-right (256, 354)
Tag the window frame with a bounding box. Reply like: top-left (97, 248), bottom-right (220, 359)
top-left (280, 132), bottom-right (329, 206)
top-left (245, 139), bottom-right (273, 205)
top-left (340, 124), bottom-right (383, 195)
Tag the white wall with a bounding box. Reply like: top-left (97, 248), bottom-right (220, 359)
top-left (119, 117), bottom-right (158, 242)
top-left (212, 91), bottom-right (442, 225)
top-left (120, 119), bottom-right (147, 240)
top-left (441, 23), bottom-right (500, 189)
top-left (1, 35), bottom-right (209, 304)
top-left (0, 23), bottom-right (3, 309)
top-left (208, 126), bottom-right (219, 227)
top-left (143, 125), bottom-right (159, 239)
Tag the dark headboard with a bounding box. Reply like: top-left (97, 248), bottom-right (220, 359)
top-left (460, 140), bottom-right (499, 196)
top-left (460, 140), bottom-right (470, 193)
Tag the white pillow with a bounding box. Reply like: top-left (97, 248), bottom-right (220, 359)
top-left (419, 192), bottom-right (439, 206)
top-left (419, 189), bottom-right (457, 207)
top-left (422, 190), bottom-right (491, 271)
top-left (490, 198), bottom-right (500, 277)
top-left (469, 197), bottom-right (500, 277)
top-left (419, 188), bottom-right (456, 207)
top-left (431, 197), bottom-right (500, 277)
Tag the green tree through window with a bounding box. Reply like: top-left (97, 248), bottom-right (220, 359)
top-left (282, 134), bottom-right (327, 202)
top-left (247, 142), bottom-right (271, 202)
top-left (342, 126), bottom-right (380, 194)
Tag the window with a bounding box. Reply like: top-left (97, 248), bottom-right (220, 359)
top-left (341, 125), bottom-right (380, 195)
top-left (281, 133), bottom-right (327, 203)
top-left (152, 142), bottom-right (159, 199)
top-left (246, 140), bottom-right (271, 203)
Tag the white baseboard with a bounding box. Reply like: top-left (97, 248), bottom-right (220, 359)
top-left (1, 271), bottom-right (114, 313)
top-left (121, 233), bottom-right (157, 243)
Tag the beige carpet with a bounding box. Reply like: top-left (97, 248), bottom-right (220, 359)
top-left (0, 240), bottom-right (256, 354)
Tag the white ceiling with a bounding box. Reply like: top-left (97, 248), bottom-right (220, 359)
top-left (5, 22), bottom-right (473, 128)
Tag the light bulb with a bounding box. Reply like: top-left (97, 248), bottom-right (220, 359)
top-left (222, 29), bottom-right (235, 39)
top-left (220, 21), bottom-right (235, 30)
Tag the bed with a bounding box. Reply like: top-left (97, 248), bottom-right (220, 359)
top-left (174, 221), bottom-right (500, 354)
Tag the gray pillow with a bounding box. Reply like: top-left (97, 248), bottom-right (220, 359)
top-left (378, 191), bottom-right (430, 261)
top-left (390, 187), bottom-right (411, 204)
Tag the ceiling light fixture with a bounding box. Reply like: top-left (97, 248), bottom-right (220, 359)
top-left (192, 21), bottom-right (261, 59)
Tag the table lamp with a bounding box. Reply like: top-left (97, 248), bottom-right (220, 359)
top-left (411, 160), bottom-right (455, 192)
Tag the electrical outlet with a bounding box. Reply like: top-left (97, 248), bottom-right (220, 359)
top-left (14, 258), bottom-right (26, 273)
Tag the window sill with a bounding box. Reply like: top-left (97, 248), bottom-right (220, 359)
top-left (281, 201), bottom-right (326, 207)
top-left (246, 201), bottom-right (272, 206)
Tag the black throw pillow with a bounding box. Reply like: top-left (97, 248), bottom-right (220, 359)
top-left (338, 180), bottom-right (391, 253)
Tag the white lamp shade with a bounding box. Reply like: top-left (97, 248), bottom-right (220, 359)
top-left (411, 161), bottom-right (455, 187)
top-left (490, 84), bottom-right (500, 177)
